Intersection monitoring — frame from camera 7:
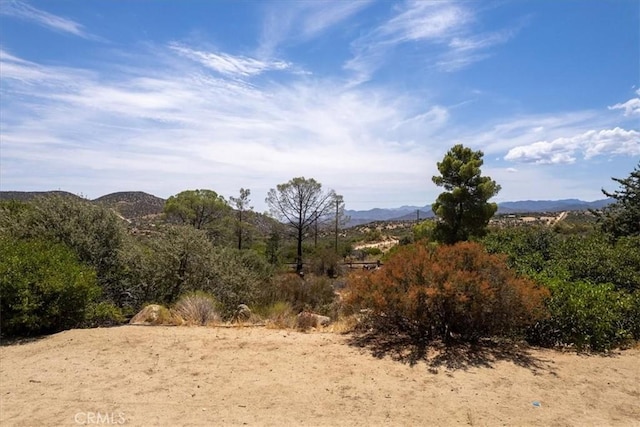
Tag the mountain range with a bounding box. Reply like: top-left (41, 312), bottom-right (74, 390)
top-left (345, 198), bottom-right (613, 226)
top-left (0, 191), bottom-right (613, 227)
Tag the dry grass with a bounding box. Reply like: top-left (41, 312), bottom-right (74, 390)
top-left (173, 292), bottom-right (220, 326)
top-left (253, 302), bottom-right (298, 329)
top-left (129, 304), bottom-right (183, 326)
top-left (325, 314), bottom-right (360, 333)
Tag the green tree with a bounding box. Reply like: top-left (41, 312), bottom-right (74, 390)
top-left (164, 190), bottom-right (231, 242)
top-left (266, 177), bottom-right (337, 273)
top-left (229, 188), bottom-right (253, 250)
top-left (431, 144), bottom-right (501, 244)
top-left (596, 162), bottom-right (640, 239)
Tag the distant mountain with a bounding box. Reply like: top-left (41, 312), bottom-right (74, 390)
top-left (496, 198), bottom-right (614, 214)
top-left (345, 206), bottom-right (430, 226)
top-left (93, 191), bottom-right (165, 219)
top-left (345, 198), bottom-right (614, 226)
top-left (1, 190), bottom-right (614, 227)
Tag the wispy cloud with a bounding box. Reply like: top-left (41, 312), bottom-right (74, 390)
top-left (504, 127), bottom-right (640, 164)
top-left (608, 89), bottom-right (640, 117)
top-left (437, 29), bottom-right (515, 71)
top-left (258, 0), bottom-right (374, 58)
top-left (0, 46), bottom-right (445, 209)
top-left (380, 0), bottom-right (470, 43)
top-left (169, 43), bottom-right (291, 77)
top-left (345, 0), bottom-right (518, 83)
top-left (0, 0), bottom-right (94, 39)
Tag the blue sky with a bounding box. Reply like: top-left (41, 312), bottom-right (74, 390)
top-left (1, 0), bottom-right (638, 211)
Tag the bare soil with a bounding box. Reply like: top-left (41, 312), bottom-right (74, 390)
top-left (1, 326), bottom-right (639, 426)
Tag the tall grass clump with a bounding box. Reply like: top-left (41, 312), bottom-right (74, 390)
top-left (173, 291), bottom-right (220, 326)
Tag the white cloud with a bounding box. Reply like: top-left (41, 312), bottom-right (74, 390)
top-left (608, 90), bottom-right (640, 117)
top-left (380, 1), bottom-right (470, 43)
top-left (0, 47), bottom-right (444, 210)
top-left (437, 29), bottom-right (515, 72)
top-left (346, 0), bottom-right (519, 82)
top-left (459, 110), bottom-right (608, 156)
top-left (258, 0), bottom-right (374, 58)
top-left (168, 44), bottom-right (291, 77)
top-left (0, 0), bottom-right (95, 39)
top-left (504, 127), bottom-right (640, 164)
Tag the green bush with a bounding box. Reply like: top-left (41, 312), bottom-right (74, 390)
top-left (0, 196), bottom-right (128, 305)
top-left (204, 248), bottom-right (272, 319)
top-left (258, 273), bottom-right (337, 314)
top-left (551, 234), bottom-right (640, 292)
top-left (481, 227), bottom-right (557, 276)
top-left (122, 225), bottom-right (216, 306)
top-left (0, 237), bottom-right (100, 337)
top-left (361, 247), bottom-right (382, 257)
top-left (528, 279), bottom-right (638, 351)
top-left (308, 246), bottom-right (342, 277)
top-left (83, 302), bottom-right (126, 328)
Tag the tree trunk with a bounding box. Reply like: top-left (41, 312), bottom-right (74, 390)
top-left (297, 227), bottom-right (303, 273)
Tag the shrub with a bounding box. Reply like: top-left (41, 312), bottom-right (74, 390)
top-left (528, 279), bottom-right (639, 351)
top-left (204, 248), bottom-right (271, 319)
top-left (83, 302), bottom-right (126, 328)
top-left (252, 301), bottom-right (297, 329)
top-left (258, 273), bottom-right (337, 314)
top-left (0, 237), bottom-right (100, 337)
top-left (0, 196), bottom-right (128, 305)
top-left (174, 291), bottom-right (219, 326)
top-left (308, 247), bottom-right (342, 277)
top-left (131, 225), bottom-right (215, 305)
top-left (345, 241), bottom-right (549, 343)
top-left (551, 234), bottom-right (640, 293)
top-left (481, 227), bottom-right (557, 276)
top-left (361, 247), bottom-right (382, 257)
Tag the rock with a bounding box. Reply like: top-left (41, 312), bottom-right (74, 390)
top-left (296, 312), bottom-right (331, 329)
top-left (130, 304), bottom-right (180, 325)
top-left (234, 304), bottom-right (252, 322)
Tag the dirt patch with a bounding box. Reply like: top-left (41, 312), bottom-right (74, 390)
top-left (1, 326), bottom-right (638, 426)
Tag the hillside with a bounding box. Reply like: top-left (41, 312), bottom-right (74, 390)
top-left (0, 190), bottom-right (83, 202)
top-left (93, 191), bottom-right (165, 220)
top-left (1, 190), bottom-right (614, 227)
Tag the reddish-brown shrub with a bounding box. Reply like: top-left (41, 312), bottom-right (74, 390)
top-left (344, 241), bottom-right (548, 342)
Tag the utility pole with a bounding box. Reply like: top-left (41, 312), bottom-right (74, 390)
top-left (417, 209), bottom-right (420, 222)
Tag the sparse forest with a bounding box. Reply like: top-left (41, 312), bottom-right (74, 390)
top-left (1, 152), bottom-right (639, 353)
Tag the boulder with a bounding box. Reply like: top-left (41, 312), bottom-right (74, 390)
top-left (234, 304), bottom-right (252, 322)
top-left (130, 304), bottom-right (181, 325)
top-left (296, 312), bottom-right (331, 329)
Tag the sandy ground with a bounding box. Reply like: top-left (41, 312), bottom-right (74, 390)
top-left (1, 326), bottom-right (639, 427)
